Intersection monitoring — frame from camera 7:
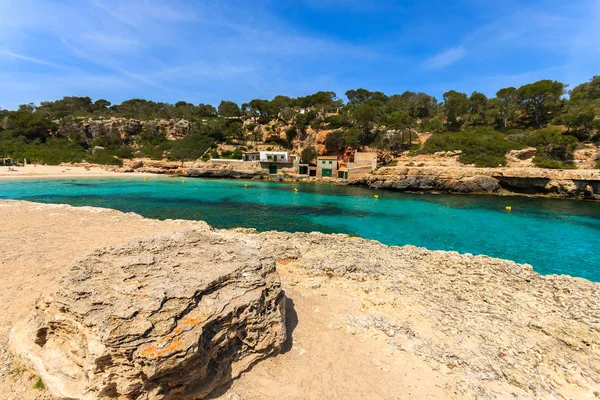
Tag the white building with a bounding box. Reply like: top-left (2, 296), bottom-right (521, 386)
top-left (259, 151), bottom-right (289, 163)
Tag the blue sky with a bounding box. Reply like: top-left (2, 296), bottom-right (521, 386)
top-left (0, 0), bottom-right (599, 109)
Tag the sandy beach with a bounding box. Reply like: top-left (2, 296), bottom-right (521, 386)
top-left (0, 165), bottom-right (157, 181)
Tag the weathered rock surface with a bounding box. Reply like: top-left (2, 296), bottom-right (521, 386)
top-left (3, 201), bottom-right (600, 399)
top-left (355, 166), bottom-right (600, 199)
top-left (123, 159), bottom-right (266, 179)
top-left (358, 167), bottom-right (501, 193)
top-left (119, 158), bottom-right (600, 199)
top-left (10, 230), bottom-right (287, 400)
top-left (185, 163), bottom-right (265, 180)
top-left (240, 230), bottom-right (600, 399)
top-left (58, 118), bottom-right (192, 143)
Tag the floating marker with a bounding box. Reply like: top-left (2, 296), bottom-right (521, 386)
top-left (374, 194), bottom-right (379, 199)
top-left (506, 206), bottom-right (512, 211)
top-left (143, 177), bottom-right (147, 181)
top-left (244, 184), bottom-right (248, 187)
top-left (181, 179), bottom-right (185, 183)
top-left (294, 188), bottom-right (298, 192)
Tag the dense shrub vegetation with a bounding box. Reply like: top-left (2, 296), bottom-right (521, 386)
top-left (1, 77), bottom-right (600, 167)
top-left (420, 128), bottom-right (523, 167)
top-left (520, 128), bottom-right (578, 169)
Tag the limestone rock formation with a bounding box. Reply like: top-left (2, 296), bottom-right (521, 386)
top-left (358, 166), bottom-right (501, 193)
top-left (118, 156), bottom-right (600, 199)
top-left (122, 159), bottom-right (267, 179)
top-left (56, 117), bottom-right (193, 145)
top-left (507, 147), bottom-right (537, 161)
top-left (10, 230), bottom-right (287, 400)
top-left (244, 230), bottom-right (600, 399)
top-left (357, 165), bottom-right (600, 199)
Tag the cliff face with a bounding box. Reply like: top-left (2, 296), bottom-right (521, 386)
top-left (58, 117), bottom-right (192, 143)
top-left (58, 116), bottom-right (349, 157)
top-left (357, 166), bottom-right (600, 200)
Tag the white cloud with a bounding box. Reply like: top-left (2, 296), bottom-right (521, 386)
top-left (423, 46), bottom-right (466, 70)
top-left (59, 37), bottom-right (171, 91)
top-left (0, 0), bottom-right (392, 109)
top-left (90, 0), bottom-right (197, 31)
top-left (80, 33), bottom-right (140, 51)
top-left (0, 71), bottom-right (134, 110)
top-left (13, 0), bottom-right (598, 108)
top-left (0, 50), bottom-right (66, 69)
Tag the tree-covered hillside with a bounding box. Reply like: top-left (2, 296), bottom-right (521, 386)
top-left (1, 77), bottom-right (600, 168)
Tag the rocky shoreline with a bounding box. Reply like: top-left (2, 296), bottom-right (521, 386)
top-left (356, 165), bottom-right (600, 200)
top-left (2, 201), bottom-right (599, 399)
top-left (123, 159), bottom-right (600, 200)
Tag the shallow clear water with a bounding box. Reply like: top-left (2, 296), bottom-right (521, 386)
top-left (1, 177), bottom-right (599, 281)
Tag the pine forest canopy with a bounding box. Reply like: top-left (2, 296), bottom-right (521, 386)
top-left (1, 76), bottom-right (600, 169)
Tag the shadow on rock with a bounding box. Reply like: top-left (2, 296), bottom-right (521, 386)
top-left (281, 296), bottom-right (298, 354)
top-left (207, 296), bottom-right (298, 399)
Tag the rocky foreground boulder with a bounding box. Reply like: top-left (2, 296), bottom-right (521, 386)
top-left (9, 230), bottom-right (287, 400)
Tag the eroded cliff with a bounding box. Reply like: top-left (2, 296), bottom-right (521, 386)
top-left (356, 166), bottom-right (600, 199)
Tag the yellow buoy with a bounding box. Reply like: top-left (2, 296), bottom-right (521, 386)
top-left (244, 184), bottom-right (248, 187)
top-left (506, 206), bottom-right (512, 211)
top-left (143, 177), bottom-right (147, 181)
top-left (181, 179), bottom-right (185, 183)
top-left (294, 188), bottom-right (298, 192)
top-left (374, 194), bottom-right (379, 199)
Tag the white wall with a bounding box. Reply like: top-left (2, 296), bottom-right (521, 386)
top-left (259, 151), bottom-right (289, 162)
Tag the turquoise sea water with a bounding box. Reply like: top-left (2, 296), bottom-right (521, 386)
top-left (1, 177), bottom-right (599, 281)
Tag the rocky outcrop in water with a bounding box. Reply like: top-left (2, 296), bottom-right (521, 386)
top-left (10, 230), bottom-right (287, 400)
top-left (358, 166), bottom-right (501, 193)
top-left (356, 166), bottom-right (600, 199)
top-left (118, 158), bottom-right (600, 200)
top-left (123, 159), bottom-right (267, 179)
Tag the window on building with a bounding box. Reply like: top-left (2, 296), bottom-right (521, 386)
top-left (329, 161), bottom-right (332, 164)
top-left (268, 155), bottom-right (272, 160)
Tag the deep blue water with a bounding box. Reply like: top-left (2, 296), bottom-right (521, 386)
top-left (1, 177), bottom-right (599, 281)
